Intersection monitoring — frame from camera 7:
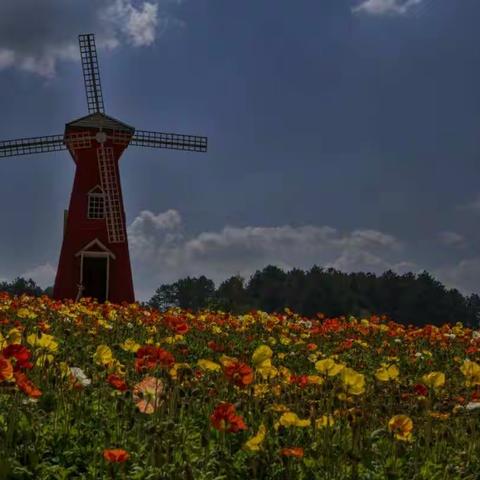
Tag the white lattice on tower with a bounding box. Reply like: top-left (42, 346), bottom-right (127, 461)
top-left (97, 146), bottom-right (125, 243)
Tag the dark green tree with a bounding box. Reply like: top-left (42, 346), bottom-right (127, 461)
top-left (214, 275), bottom-right (249, 313)
top-left (148, 284), bottom-right (178, 311)
top-left (0, 277), bottom-right (45, 297)
top-left (246, 266), bottom-right (287, 313)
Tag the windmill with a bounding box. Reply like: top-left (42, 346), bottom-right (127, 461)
top-left (0, 33), bottom-right (208, 303)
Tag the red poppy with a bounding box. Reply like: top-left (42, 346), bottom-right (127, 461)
top-left (290, 374), bottom-right (309, 388)
top-left (223, 361), bottom-right (254, 388)
top-left (135, 346), bottom-right (175, 372)
top-left (103, 448), bottom-right (130, 463)
top-left (3, 344), bottom-right (30, 363)
top-left (471, 390), bottom-right (480, 401)
top-left (280, 447), bottom-right (304, 458)
top-left (107, 374), bottom-right (128, 392)
top-left (413, 383), bottom-right (428, 397)
top-left (207, 340), bottom-right (225, 353)
top-left (2, 344), bottom-right (33, 370)
top-left (164, 315), bottom-right (190, 335)
top-left (210, 402), bottom-right (247, 432)
top-left (466, 345), bottom-right (478, 355)
top-left (174, 322), bottom-right (189, 335)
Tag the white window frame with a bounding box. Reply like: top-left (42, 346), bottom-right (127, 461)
top-left (87, 185), bottom-right (105, 220)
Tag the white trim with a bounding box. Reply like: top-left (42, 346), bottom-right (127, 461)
top-left (106, 256), bottom-right (110, 300)
top-left (75, 238), bottom-right (116, 259)
top-left (88, 184), bottom-right (104, 194)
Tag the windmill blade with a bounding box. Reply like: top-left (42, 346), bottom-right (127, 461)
top-left (0, 134), bottom-right (66, 158)
top-left (130, 130), bottom-right (208, 152)
top-left (78, 33), bottom-right (105, 114)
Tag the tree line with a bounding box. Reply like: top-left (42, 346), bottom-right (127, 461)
top-left (147, 266), bottom-right (480, 327)
top-left (1, 266), bottom-right (479, 327)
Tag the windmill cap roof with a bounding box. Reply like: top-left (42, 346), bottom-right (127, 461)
top-left (66, 112), bottom-right (135, 132)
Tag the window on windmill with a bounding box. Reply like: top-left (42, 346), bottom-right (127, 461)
top-left (87, 191), bottom-right (105, 219)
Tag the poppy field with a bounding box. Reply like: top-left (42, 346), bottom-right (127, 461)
top-left (0, 292), bottom-right (480, 479)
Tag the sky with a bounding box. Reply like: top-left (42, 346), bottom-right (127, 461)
top-left (1, 0), bottom-right (480, 301)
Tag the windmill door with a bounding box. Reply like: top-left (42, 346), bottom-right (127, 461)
top-left (82, 256), bottom-right (108, 302)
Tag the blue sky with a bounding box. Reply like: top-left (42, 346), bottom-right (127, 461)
top-left (1, 0), bottom-right (480, 300)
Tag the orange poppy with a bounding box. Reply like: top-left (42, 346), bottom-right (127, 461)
top-left (280, 447), bottom-right (304, 458)
top-left (13, 371), bottom-right (42, 398)
top-left (0, 355), bottom-right (13, 381)
top-left (103, 449), bottom-right (130, 463)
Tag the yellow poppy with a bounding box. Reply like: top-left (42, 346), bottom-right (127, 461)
top-left (375, 364), bottom-right (399, 382)
top-left (243, 424), bottom-right (267, 452)
top-left (315, 415), bottom-right (335, 428)
top-left (93, 345), bottom-right (113, 366)
top-left (340, 368), bottom-right (365, 395)
top-left (27, 333), bottom-right (58, 352)
top-left (421, 372), bottom-right (445, 389)
top-left (7, 328), bottom-right (22, 345)
top-left (197, 359), bottom-right (221, 372)
top-left (315, 358), bottom-right (344, 377)
top-left (252, 345), bottom-right (273, 367)
top-left (120, 338), bottom-right (141, 353)
top-left (388, 415), bottom-right (413, 442)
top-left (277, 412), bottom-right (311, 428)
top-left (460, 360), bottom-right (480, 387)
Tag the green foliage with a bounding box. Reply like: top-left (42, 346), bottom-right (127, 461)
top-left (148, 266), bottom-right (480, 327)
top-left (0, 277), bottom-right (49, 298)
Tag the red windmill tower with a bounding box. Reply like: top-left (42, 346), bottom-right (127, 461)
top-left (0, 33), bottom-right (208, 303)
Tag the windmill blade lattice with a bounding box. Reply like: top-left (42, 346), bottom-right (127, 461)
top-left (131, 130), bottom-right (208, 152)
top-left (0, 134), bottom-right (67, 158)
top-left (79, 34), bottom-right (105, 114)
top-left (97, 146), bottom-right (126, 243)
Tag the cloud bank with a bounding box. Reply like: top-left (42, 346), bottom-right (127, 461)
top-left (127, 209), bottom-right (418, 300)
top-left (0, 0), bottom-right (182, 78)
top-left (353, 0), bottom-right (424, 16)
top-left (10, 210), bottom-right (480, 301)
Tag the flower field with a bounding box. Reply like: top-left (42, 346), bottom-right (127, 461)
top-left (0, 293), bottom-right (480, 479)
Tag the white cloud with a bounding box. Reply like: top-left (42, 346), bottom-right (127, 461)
top-left (458, 194), bottom-right (480, 214)
top-left (0, 48), bottom-right (15, 70)
top-left (100, 0), bottom-right (160, 47)
top-left (353, 0), bottom-right (423, 16)
top-left (435, 258), bottom-right (480, 296)
top-left (20, 263), bottom-right (56, 288)
top-left (438, 231), bottom-right (466, 248)
top-left (0, 0), bottom-right (182, 78)
top-left (127, 209), bottom-right (415, 300)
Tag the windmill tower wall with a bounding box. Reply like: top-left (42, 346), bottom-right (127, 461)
top-left (53, 123), bottom-right (135, 303)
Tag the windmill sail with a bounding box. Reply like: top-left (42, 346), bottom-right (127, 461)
top-left (97, 146), bottom-right (125, 243)
top-left (79, 34), bottom-right (105, 114)
top-left (0, 134), bottom-right (66, 158)
top-left (131, 130), bottom-right (208, 152)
